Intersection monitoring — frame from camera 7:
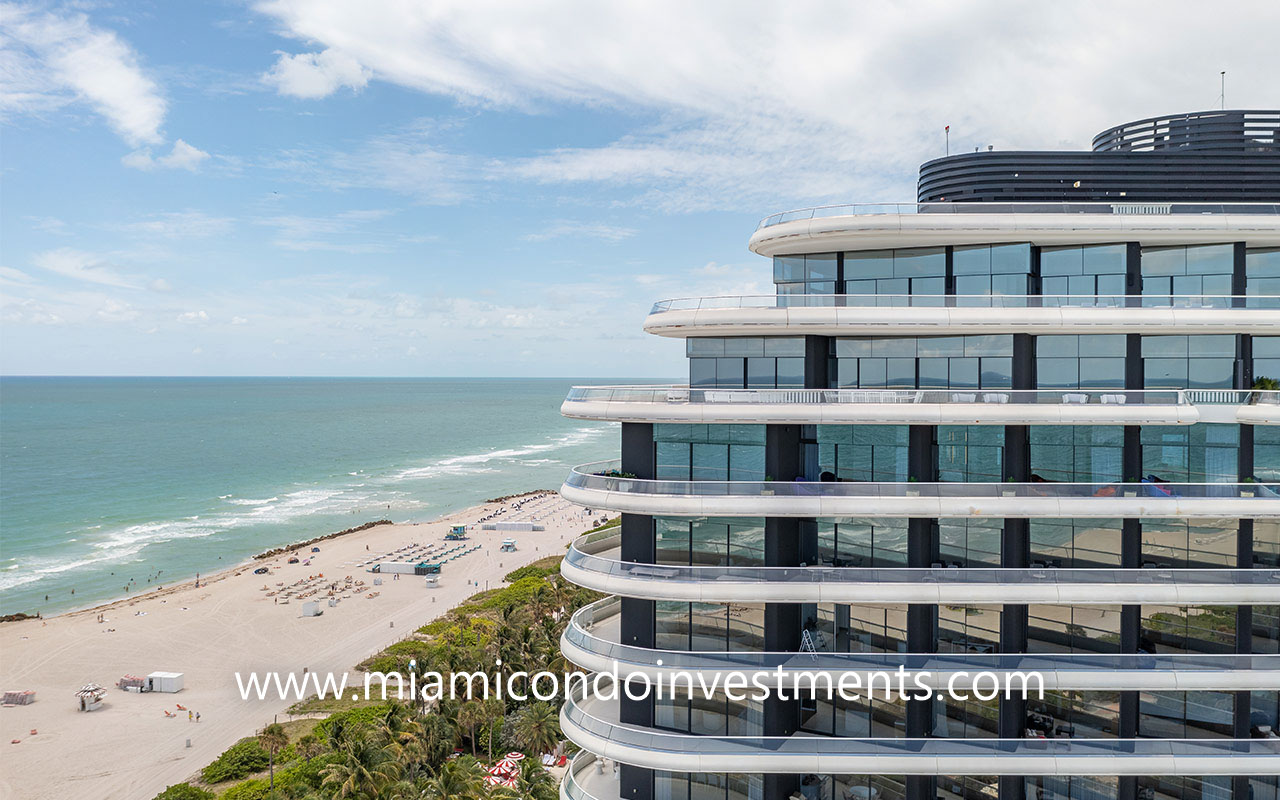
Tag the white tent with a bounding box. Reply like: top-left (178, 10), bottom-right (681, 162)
top-left (146, 672), bottom-right (184, 693)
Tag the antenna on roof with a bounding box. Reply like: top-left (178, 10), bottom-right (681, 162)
top-left (945, 125), bottom-right (950, 156)
top-left (1220, 71), bottom-right (1226, 110)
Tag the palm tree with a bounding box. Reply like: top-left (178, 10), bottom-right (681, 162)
top-left (420, 756), bottom-right (486, 800)
top-left (455, 700), bottom-right (487, 758)
top-left (414, 712), bottom-right (457, 772)
top-left (514, 758), bottom-right (558, 800)
top-left (321, 738), bottom-right (402, 799)
top-left (506, 702), bottom-right (561, 757)
top-left (258, 722), bottom-right (289, 791)
top-left (481, 696), bottom-right (506, 760)
top-left (296, 732), bottom-right (324, 763)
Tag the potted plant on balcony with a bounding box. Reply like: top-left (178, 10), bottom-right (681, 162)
top-left (1253, 376), bottom-right (1278, 404)
top-left (1123, 477), bottom-right (1139, 498)
top-left (761, 475), bottom-right (775, 496)
top-left (905, 476), bottom-right (920, 497)
top-left (1002, 477), bottom-right (1017, 497)
top-left (1242, 476), bottom-right (1257, 498)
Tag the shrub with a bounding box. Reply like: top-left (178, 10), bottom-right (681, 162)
top-left (477, 576), bottom-right (545, 610)
top-left (200, 738), bottom-right (269, 783)
top-left (313, 702), bottom-right (393, 743)
top-left (151, 784), bottom-right (214, 800)
top-left (274, 752), bottom-right (344, 794)
top-left (503, 556), bottom-right (560, 583)
top-left (219, 778), bottom-right (271, 800)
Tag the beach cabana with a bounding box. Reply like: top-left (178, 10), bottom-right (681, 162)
top-left (146, 672), bottom-right (184, 693)
top-left (75, 683), bottom-right (106, 711)
top-left (500, 538), bottom-right (517, 552)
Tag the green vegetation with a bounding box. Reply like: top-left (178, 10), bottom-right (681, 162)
top-left (164, 538), bottom-right (603, 800)
top-left (581, 517), bottom-right (620, 535)
top-left (201, 738), bottom-right (270, 784)
top-left (152, 785), bottom-right (215, 800)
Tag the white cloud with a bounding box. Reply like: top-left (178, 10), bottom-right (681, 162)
top-left (254, 209), bottom-right (406, 252)
top-left (31, 248), bottom-right (140, 288)
top-left (522, 221), bottom-right (638, 243)
top-left (122, 139), bottom-right (211, 171)
top-left (177, 310), bottom-right (210, 324)
top-left (149, 278), bottom-right (173, 292)
top-left (253, 0), bottom-right (1280, 210)
top-left (95, 298), bottom-right (139, 322)
top-left (231, 316), bottom-right (248, 325)
top-left (1, 3), bottom-right (165, 146)
top-left (120, 211), bottom-right (233, 238)
top-left (262, 48), bottom-right (371, 98)
top-left (265, 122), bottom-right (469, 202)
top-left (0, 266), bottom-right (38, 285)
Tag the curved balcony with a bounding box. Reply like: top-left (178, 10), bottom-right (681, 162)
top-left (642, 294), bottom-right (1280, 338)
top-left (562, 687), bottom-right (1280, 776)
top-left (561, 462), bottom-right (1280, 519)
top-left (562, 751), bottom-right (627, 800)
top-left (746, 203), bottom-right (1280, 256)
top-left (563, 386), bottom-right (1280, 426)
top-left (562, 531), bottom-right (1280, 605)
top-left (563, 598), bottom-right (1280, 692)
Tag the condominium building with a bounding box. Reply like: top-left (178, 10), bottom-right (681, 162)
top-left (557, 110), bottom-right (1280, 800)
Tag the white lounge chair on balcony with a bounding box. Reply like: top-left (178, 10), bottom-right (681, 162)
top-left (1062, 393), bottom-right (1088, 404)
top-left (982, 393), bottom-right (1010, 404)
top-left (951, 393), bottom-right (977, 403)
top-left (1101, 394), bottom-right (1127, 405)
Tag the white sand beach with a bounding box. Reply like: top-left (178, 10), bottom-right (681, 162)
top-left (0, 492), bottom-right (597, 800)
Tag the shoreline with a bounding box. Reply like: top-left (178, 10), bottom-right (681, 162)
top-left (2, 488), bottom-right (559, 621)
top-left (0, 489), bottom-right (591, 800)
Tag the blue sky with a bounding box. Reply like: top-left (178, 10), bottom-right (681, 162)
top-left (2, 1), bottom-right (1278, 377)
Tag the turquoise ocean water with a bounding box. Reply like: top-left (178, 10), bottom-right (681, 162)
top-left (0, 377), bottom-right (626, 616)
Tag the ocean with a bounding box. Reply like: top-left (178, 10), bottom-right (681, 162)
top-left (0, 377), bottom-right (626, 616)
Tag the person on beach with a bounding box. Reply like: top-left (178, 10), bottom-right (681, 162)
top-left (196, 712), bottom-right (201, 723)
top-left (188, 710), bottom-right (192, 722)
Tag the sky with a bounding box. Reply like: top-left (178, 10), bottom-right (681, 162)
top-left (2, 1), bottom-right (1278, 377)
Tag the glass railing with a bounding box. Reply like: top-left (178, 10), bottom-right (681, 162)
top-left (566, 386), bottom-right (1227, 406)
top-left (564, 685), bottom-right (1280, 762)
top-left (562, 752), bottom-right (596, 800)
top-left (564, 532), bottom-right (1280, 587)
top-left (756, 202), bottom-right (1280, 229)
top-left (566, 461), bottom-right (1280, 500)
top-left (565, 598), bottom-right (1280, 675)
top-left (649, 294), bottom-right (1280, 313)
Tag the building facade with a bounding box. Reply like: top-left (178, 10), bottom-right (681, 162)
top-left (557, 111), bottom-right (1280, 800)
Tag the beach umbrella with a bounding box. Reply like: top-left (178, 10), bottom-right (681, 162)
top-left (505, 751), bottom-right (525, 761)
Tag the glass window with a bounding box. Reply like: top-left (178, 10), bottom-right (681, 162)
top-left (1143, 335), bottom-right (1237, 389)
top-left (689, 358), bottom-right (716, 388)
top-left (1037, 335), bottom-right (1126, 389)
top-left (1031, 426), bottom-right (1124, 482)
top-left (816, 425), bottom-right (909, 481)
top-left (655, 425), bottom-right (765, 481)
top-left (1030, 519), bottom-right (1123, 569)
top-left (805, 252), bottom-right (838, 282)
top-left (938, 426), bottom-right (1004, 482)
top-left (1247, 247), bottom-right (1280, 308)
top-left (1029, 601), bottom-right (1122, 652)
top-left (1140, 424), bottom-right (1239, 482)
top-left (772, 255), bottom-right (805, 283)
